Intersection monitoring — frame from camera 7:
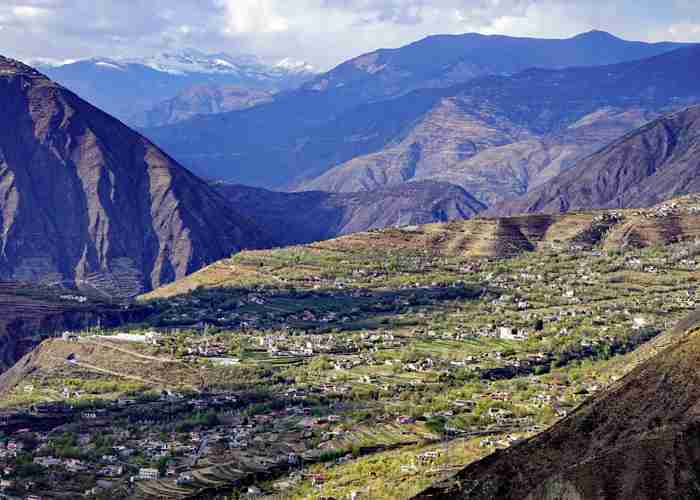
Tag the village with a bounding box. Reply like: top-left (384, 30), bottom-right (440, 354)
top-left (0, 228), bottom-right (699, 499)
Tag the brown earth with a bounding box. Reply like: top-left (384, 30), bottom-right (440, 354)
top-left (300, 105), bottom-right (668, 206)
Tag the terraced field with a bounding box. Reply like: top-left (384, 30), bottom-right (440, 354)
top-left (144, 200), bottom-right (700, 300)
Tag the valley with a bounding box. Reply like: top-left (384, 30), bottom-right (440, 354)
top-left (0, 16), bottom-right (699, 500)
top-left (0, 199), bottom-right (699, 499)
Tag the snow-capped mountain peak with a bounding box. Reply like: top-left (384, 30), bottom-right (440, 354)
top-left (123, 49), bottom-right (315, 78)
top-left (275, 57), bottom-right (315, 74)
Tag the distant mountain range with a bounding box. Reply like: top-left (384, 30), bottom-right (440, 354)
top-left (139, 32), bottom-right (698, 196)
top-left (299, 46), bottom-right (700, 203)
top-left (300, 30), bottom-right (690, 111)
top-left (35, 49), bottom-right (316, 125)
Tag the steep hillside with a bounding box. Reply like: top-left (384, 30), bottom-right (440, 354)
top-left (299, 46), bottom-right (700, 201)
top-left (491, 105), bottom-right (700, 215)
top-left (144, 43), bottom-right (700, 193)
top-left (0, 56), bottom-right (267, 296)
top-left (301, 105), bottom-right (663, 205)
top-left (413, 316), bottom-right (700, 500)
top-left (216, 181), bottom-right (486, 246)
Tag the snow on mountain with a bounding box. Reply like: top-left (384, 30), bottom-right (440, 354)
top-left (34, 49), bottom-right (316, 79)
top-left (275, 57), bottom-right (315, 74)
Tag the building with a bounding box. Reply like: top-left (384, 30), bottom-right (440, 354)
top-left (138, 468), bottom-right (160, 481)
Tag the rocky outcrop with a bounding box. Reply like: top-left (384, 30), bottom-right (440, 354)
top-left (0, 56), bottom-right (268, 296)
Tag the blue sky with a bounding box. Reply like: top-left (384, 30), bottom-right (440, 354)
top-left (2, 0), bottom-right (699, 70)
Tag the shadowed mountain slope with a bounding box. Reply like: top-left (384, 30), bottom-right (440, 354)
top-left (216, 181), bottom-right (486, 246)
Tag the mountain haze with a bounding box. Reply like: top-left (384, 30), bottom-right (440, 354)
top-left (39, 50), bottom-right (315, 125)
top-left (143, 36), bottom-right (699, 195)
top-left (131, 85), bottom-right (274, 128)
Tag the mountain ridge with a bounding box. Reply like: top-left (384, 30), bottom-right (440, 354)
top-left (489, 104), bottom-right (700, 215)
top-left (142, 41), bottom-right (699, 193)
top-left (37, 49), bottom-right (316, 125)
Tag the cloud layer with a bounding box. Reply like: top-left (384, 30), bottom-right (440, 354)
top-left (2, 0), bottom-right (700, 69)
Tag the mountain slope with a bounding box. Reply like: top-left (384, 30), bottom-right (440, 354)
top-left (144, 42), bottom-right (699, 191)
top-left (414, 314), bottom-right (700, 500)
top-left (298, 46), bottom-right (700, 201)
top-left (0, 283), bottom-right (148, 372)
top-left (216, 181), bottom-right (486, 246)
top-left (144, 196), bottom-right (700, 300)
top-left (131, 85), bottom-right (274, 127)
top-left (491, 105), bottom-right (700, 215)
top-left (0, 56), bottom-right (267, 296)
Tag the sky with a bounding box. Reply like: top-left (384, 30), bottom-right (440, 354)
top-left (2, 0), bottom-right (700, 70)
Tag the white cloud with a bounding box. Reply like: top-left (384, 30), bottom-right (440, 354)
top-left (11, 5), bottom-right (48, 18)
top-left (219, 0), bottom-right (290, 34)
